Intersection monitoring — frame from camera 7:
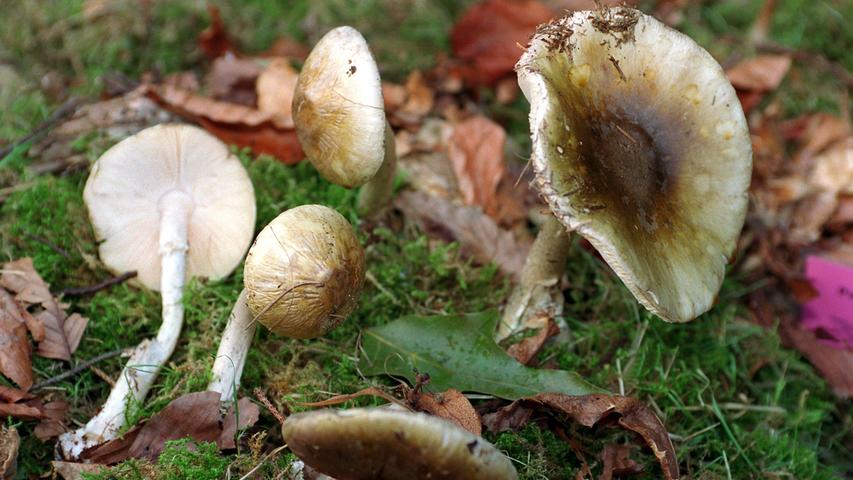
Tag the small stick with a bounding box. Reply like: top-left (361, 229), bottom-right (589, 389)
top-left (59, 271), bottom-right (137, 296)
top-left (22, 232), bottom-right (72, 260)
top-left (31, 348), bottom-right (129, 391)
top-left (0, 97), bottom-right (81, 158)
top-left (253, 387), bottom-right (287, 424)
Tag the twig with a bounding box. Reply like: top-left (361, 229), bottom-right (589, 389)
top-left (0, 97), bottom-right (82, 158)
top-left (59, 271), bottom-right (137, 296)
top-left (31, 348), bottom-right (129, 391)
top-left (253, 387), bottom-right (288, 424)
top-left (22, 231), bottom-right (72, 259)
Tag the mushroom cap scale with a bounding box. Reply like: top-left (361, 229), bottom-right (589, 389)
top-left (283, 407), bottom-right (518, 480)
top-left (243, 205), bottom-right (364, 339)
top-left (83, 124), bottom-right (256, 291)
top-left (292, 26), bottom-right (386, 188)
top-left (516, 8), bottom-right (752, 322)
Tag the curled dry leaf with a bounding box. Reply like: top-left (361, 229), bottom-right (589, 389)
top-left (0, 259), bottom-right (87, 362)
top-left (206, 54), bottom-right (262, 106)
top-left (198, 5), bottom-right (233, 59)
top-left (451, 0), bottom-right (556, 86)
top-left (0, 290), bottom-right (33, 390)
top-left (34, 400), bottom-right (69, 441)
top-left (395, 190), bottom-right (532, 281)
top-left (483, 393), bottom-right (678, 480)
top-left (600, 443), bottom-right (644, 480)
top-left (413, 389), bottom-right (482, 436)
top-left (393, 71), bottom-right (435, 125)
top-left (80, 391), bottom-right (260, 464)
top-left (448, 115), bottom-right (507, 220)
top-left (0, 427), bottom-right (18, 480)
top-left (256, 57), bottom-right (299, 124)
top-left (505, 315), bottom-right (559, 366)
top-left (726, 54), bottom-right (792, 92)
top-left (144, 84), bottom-right (303, 164)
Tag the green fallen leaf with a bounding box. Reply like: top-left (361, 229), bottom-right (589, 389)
top-left (359, 311), bottom-right (606, 399)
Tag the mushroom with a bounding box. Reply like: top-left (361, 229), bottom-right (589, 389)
top-left (499, 7), bottom-right (752, 339)
top-left (283, 407), bottom-right (518, 480)
top-left (207, 205), bottom-right (365, 401)
top-left (60, 124), bottom-right (256, 457)
top-left (292, 26), bottom-right (397, 218)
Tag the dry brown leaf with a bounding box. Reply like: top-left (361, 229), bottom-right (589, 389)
top-left (80, 391), bottom-right (260, 464)
top-left (259, 37), bottom-right (310, 60)
top-left (495, 77), bottom-right (520, 104)
top-left (198, 5), bottom-right (233, 59)
top-left (52, 461), bottom-right (107, 480)
top-left (206, 54), bottom-right (262, 106)
top-left (395, 190), bottom-right (532, 281)
top-left (726, 55), bottom-right (792, 92)
top-left (395, 71), bottom-right (434, 125)
top-left (0, 400), bottom-right (44, 421)
top-left (161, 71), bottom-right (200, 92)
top-left (0, 290), bottom-right (32, 390)
top-left (256, 57), bottom-right (298, 126)
top-left (448, 115), bottom-right (507, 220)
top-left (483, 393), bottom-right (678, 480)
top-left (34, 401), bottom-right (68, 441)
top-left (600, 443), bottom-right (644, 480)
top-left (145, 84), bottom-right (304, 164)
top-left (0, 385), bottom-right (33, 404)
top-left (781, 320), bottom-right (853, 398)
top-left (506, 316), bottom-right (559, 365)
top-left (451, 0), bottom-right (556, 86)
top-left (382, 81), bottom-right (407, 114)
top-left (414, 389), bottom-right (481, 436)
top-left (1, 258), bottom-right (86, 361)
top-left (0, 427), bottom-right (18, 480)
top-left (810, 137), bottom-right (853, 194)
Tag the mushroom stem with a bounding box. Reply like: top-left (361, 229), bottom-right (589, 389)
top-left (497, 215), bottom-right (570, 341)
top-left (59, 192), bottom-right (193, 458)
top-left (208, 289), bottom-right (255, 402)
top-left (356, 122), bottom-right (397, 218)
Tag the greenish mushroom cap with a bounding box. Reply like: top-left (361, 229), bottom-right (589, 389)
top-left (516, 7), bottom-right (752, 322)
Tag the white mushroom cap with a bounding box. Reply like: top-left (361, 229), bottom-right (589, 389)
top-left (83, 124), bottom-right (256, 290)
top-left (283, 407), bottom-right (517, 480)
top-left (516, 8), bottom-right (752, 322)
top-left (292, 26), bottom-right (386, 188)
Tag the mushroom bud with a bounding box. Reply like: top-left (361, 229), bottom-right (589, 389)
top-left (292, 26), bottom-right (397, 218)
top-left (283, 407), bottom-right (518, 480)
top-left (207, 205), bottom-right (365, 401)
top-left (500, 7), bottom-right (752, 338)
top-left (60, 124), bottom-right (256, 457)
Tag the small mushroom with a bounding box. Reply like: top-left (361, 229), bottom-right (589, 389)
top-left (500, 7), bottom-right (752, 338)
top-left (292, 26), bottom-right (397, 218)
top-left (60, 124), bottom-right (256, 458)
top-left (283, 407), bottom-right (518, 480)
top-left (207, 205), bottom-right (364, 401)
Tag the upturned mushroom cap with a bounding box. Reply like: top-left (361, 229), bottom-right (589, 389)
top-left (283, 407), bottom-right (517, 480)
top-left (243, 205), bottom-right (365, 339)
top-left (83, 124), bottom-right (256, 290)
top-left (292, 26), bottom-right (386, 188)
top-left (516, 8), bottom-right (752, 322)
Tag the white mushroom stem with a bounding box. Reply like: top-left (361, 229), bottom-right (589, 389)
top-left (208, 289), bottom-right (255, 402)
top-left (59, 190), bottom-right (193, 459)
top-left (357, 122), bottom-right (397, 218)
top-left (497, 215), bottom-right (570, 342)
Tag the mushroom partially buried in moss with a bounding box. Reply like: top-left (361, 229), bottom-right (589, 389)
top-left (283, 407), bottom-right (517, 480)
top-left (499, 7), bottom-right (752, 339)
top-left (292, 26), bottom-right (397, 218)
top-left (60, 124), bottom-right (256, 458)
top-left (207, 205), bottom-right (365, 401)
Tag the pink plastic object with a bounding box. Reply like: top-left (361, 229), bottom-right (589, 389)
top-left (801, 255), bottom-right (853, 348)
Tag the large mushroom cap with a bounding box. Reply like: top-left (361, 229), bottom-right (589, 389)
top-left (83, 124), bottom-right (256, 291)
top-left (283, 407), bottom-right (517, 480)
top-left (516, 7), bottom-right (752, 322)
top-left (292, 26), bottom-right (386, 188)
top-left (243, 205), bottom-right (365, 339)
